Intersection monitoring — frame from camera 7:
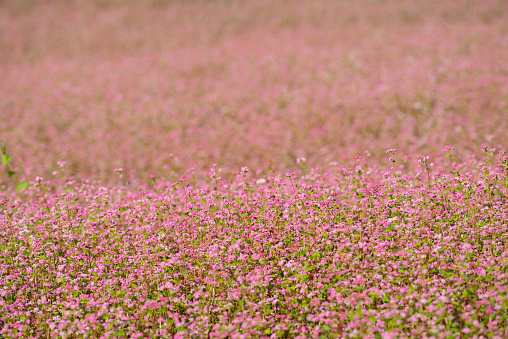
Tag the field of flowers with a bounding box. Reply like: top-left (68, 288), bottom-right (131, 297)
top-left (2, 151), bottom-right (508, 338)
top-left (1, 0), bottom-right (508, 338)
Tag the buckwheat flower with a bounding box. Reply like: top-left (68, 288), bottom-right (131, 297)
top-left (477, 267), bottom-right (487, 277)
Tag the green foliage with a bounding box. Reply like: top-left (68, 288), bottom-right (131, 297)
top-left (17, 181), bottom-right (28, 191)
top-left (1, 144), bottom-right (28, 193)
top-left (1, 154), bottom-right (10, 165)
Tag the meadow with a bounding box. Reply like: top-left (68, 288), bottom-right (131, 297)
top-left (1, 0), bottom-right (508, 337)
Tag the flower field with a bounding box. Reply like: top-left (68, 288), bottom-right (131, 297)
top-left (1, 0), bottom-right (508, 338)
top-left (2, 153), bottom-right (508, 338)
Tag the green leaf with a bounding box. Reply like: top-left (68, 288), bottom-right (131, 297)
top-left (17, 181), bottom-right (28, 191)
top-left (7, 170), bottom-right (16, 178)
top-left (1, 154), bottom-right (10, 165)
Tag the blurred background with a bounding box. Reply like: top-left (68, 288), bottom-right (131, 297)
top-left (1, 0), bottom-right (507, 183)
